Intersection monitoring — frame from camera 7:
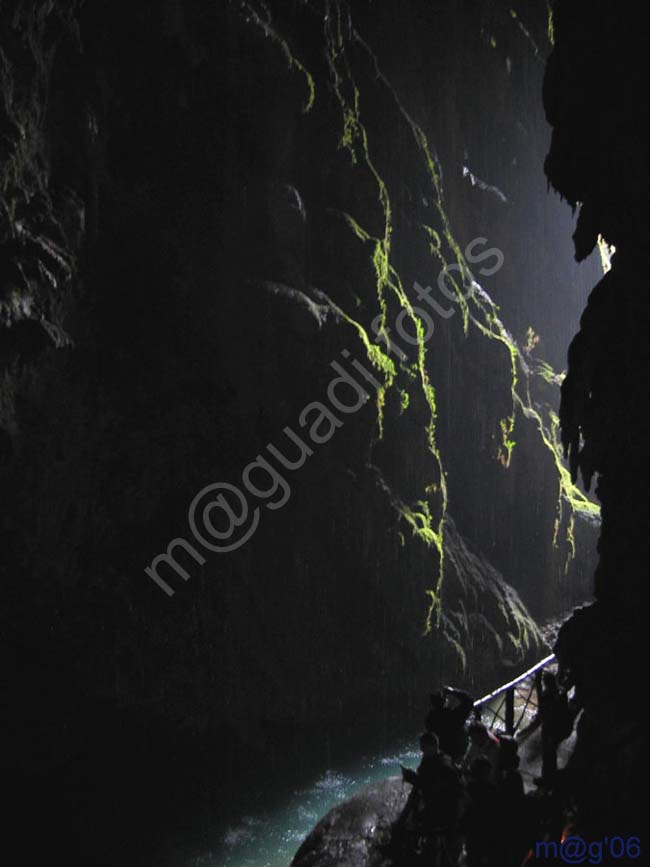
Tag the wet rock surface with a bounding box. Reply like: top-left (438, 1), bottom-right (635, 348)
top-left (291, 777), bottom-right (408, 867)
top-left (291, 729), bottom-right (575, 866)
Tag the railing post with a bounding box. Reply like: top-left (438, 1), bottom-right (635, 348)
top-left (472, 654), bottom-right (555, 724)
top-left (505, 686), bottom-right (515, 734)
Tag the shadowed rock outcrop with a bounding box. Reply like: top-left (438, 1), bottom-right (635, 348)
top-left (545, 0), bottom-right (647, 835)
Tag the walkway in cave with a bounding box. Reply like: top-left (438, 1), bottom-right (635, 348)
top-left (290, 654), bottom-right (572, 867)
top-left (289, 731), bottom-right (574, 867)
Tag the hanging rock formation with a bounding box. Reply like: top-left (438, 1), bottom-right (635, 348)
top-left (546, 0), bottom-right (646, 834)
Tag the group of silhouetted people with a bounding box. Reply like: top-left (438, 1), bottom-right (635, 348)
top-left (390, 674), bottom-right (576, 866)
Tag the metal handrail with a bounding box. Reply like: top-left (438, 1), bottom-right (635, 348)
top-left (471, 653), bottom-right (556, 735)
top-left (473, 653), bottom-right (556, 708)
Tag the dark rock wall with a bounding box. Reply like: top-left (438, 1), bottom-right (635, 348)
top-left (547, 0), bottom-right (646, 834)
top-left (0, 0), bottom-right (606, 860)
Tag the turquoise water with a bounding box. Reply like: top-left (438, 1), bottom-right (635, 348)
top-left (183, 739), bottom-right (420, 867)
top-left (178, 661), bottom-right (557, 867)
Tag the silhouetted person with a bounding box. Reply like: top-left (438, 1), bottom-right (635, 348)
top-left (554, 603), bottom-right (600, 712)
top-left (497, 769), bottom-right (532, 867)
top-left (395, 731), bottom-right (463, 861)
top-left (464, 720), bottom-right (500, 781)
top-left (425, 685), bottom-right (474, 763)
top-left (539, 671), bottom-right (574, 784)
top-left (496, 734), bottom-right (520, 780)
top-left (519, 671), bottom-right (572, 785)
top-left (462, 756), bottom-right (499, 867)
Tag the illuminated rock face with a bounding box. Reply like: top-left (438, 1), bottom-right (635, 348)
top-left (546, 0), bottom-right (647, 833)
top-left (0, 1), bottom-right (607, 862)
top-left (0, 0), bottom-right (590, 738)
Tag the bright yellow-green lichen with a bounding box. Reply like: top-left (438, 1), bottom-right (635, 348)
top-left (241, 0), bottom-right (599, 639)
